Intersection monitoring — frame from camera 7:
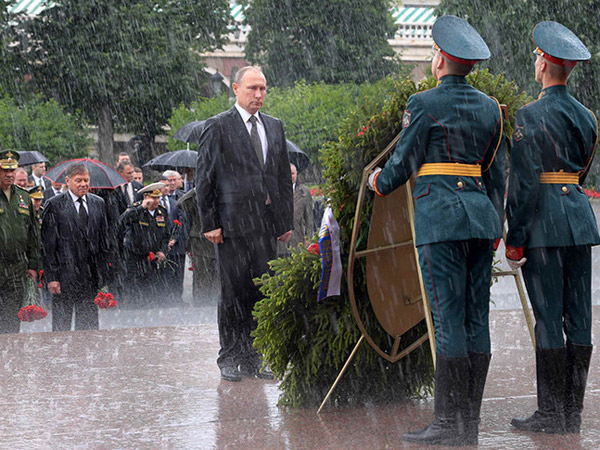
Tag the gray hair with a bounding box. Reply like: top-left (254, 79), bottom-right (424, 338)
top-left (234, 66), bottom-right (264, 85)
top-left (162, 170), bottom-right (179, 178)
top-left (65, 162), bottom-right (89, 178)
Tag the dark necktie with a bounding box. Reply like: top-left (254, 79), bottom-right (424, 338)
top-left (77, 197), bottom-right (88, 228)
top-left (248, 115), bottom-right (264, 169)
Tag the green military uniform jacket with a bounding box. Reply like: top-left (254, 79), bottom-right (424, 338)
top-left (375, 75), bottom-right (506, 246)
top-left (0, 184), bottom-right (40, 273)
top-left (117, 202), bottom-right (171, 258)
top-left (506, 85), bottom-right (600, 258)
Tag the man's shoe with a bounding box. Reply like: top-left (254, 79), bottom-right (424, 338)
top-left (239, 364), bottom-right (274, 380)
top-left (220, 366), bottom-right (242, 382)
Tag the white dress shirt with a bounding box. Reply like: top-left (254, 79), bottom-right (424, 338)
top-left (68, 189), bottom-right (88, 213)
top-left (235, 103), bottom-right (268, 163)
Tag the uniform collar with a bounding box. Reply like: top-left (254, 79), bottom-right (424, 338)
top-left (439, 75), bottom-right (468, 86)
top-left (538, 84), bottom-right (569, 99)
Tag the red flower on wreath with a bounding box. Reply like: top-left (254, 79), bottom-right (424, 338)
top-left (148, 252), bottom-right (155, 262)
top-left (308, 243), bottom-right (320, 255)
top-left (94, 290), bottom-right (117, 309)
top-left (18, 305), bottom-right (48, 322)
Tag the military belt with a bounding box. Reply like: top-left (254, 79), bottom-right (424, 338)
top-left (417, 163), bottom-right (482, 177)
top-left (539, 172), bottom-right (579, 184)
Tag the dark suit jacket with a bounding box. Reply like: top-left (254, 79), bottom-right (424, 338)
top-left (163, 195), bottom-right (188, 256)
top-left (195, 106), bottom-right (293, 238)
top-left (43, 187), bottom-right (61, 205)
top-left (29, 175), bottom-right (51, 190)
top-left (115, 180), bottom-right (144, 215)
top-left (41, 191), bottom-right (111, 290)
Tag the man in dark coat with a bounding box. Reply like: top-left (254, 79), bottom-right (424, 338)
top-left (42, 162), bottom-right (111, 331)
top-left (368, 16), bottom-right (505, 446)
top-left (506, 21), bottom-right (599, 435)
top-left (196, 66), bottom-right (293, 382)
top-left (115, 161), bottom-right (143, 215)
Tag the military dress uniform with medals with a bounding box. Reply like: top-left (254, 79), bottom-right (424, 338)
top-left (369, 16), bottom-right (505, 446)
top-left (506, 22), bottom-right (599, 434)
top-left (117, 183), bottom-right (171, 303)
top-left (28, 185), bottom-right (45, 230)
top-left (0, 150), bottom-right (41, 333)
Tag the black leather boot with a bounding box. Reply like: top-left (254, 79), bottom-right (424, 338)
top-left (464, 353), bottom-right (492, 445)
top-left (565, 343), bottom-right (593, 433)
top-left (403, 355), bottom-right (470, 446)
top-left (511, 347), bottom-right (566, 434)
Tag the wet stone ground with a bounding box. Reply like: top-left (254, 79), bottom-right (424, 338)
top-left (2, 200), bottom-right (600, 449)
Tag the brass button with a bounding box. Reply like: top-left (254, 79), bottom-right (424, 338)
top-left (562, 186), bottom-right (568, 192)
top-left (457, 181), bottom-right (464, 188)
top-left (478, 181), bottom-right (483, 187)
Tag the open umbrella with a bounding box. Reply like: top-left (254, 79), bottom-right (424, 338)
top-left (44, 158), bottom-right (127, 189)
top-left (17, 151), bottom-right (49, 167)
top-left (143, 149), bottom-right (198, 171)
top-left (173, 120), bottom-right (206, 144)
top-left (286, 140), bottom-right (310, 172)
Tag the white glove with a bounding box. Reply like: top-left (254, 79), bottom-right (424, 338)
top-left (367, 167), bottom-right (382, 191)
top-left (507, 257), bottom-right (527, 270)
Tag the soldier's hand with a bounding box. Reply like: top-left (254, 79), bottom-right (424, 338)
top-left (168, 239), bottom-right (176, 250)
top-left (277, 230), bottom-right (293, 243)
top-left (142, 197), bottom-right (153, 209)
top-left (25, 269), bottom-right (37, 281)
top-left (367, 167), bottom-right (382, 191)
top-left (48, 281), bottom-right (61, 295)
top-left (204, 228), bottom-right (224, 244)
top-left (507, 257), bottom-right (527, 270)
top-left (156, 251), bottom-right (166, 263)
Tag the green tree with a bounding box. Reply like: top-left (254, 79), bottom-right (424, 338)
top-left (7, 0), bottom-right (229, 164)
top-left (0, 94), bottom-right (90, 164)
top-left (240, 0), bottom-right (401, 86)
top-left (437, 0), bottom-right (600, 114)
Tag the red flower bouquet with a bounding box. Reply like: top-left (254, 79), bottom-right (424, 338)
top-left (94, 287), bottom-right (117, 309)
top-left (308, 243), bottom-right (320, 255)
top-left (18, 278), bottom-right (48, 322)
top-left (148, 251), bottom-right (155, 262)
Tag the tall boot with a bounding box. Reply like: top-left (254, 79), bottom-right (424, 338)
top-left (511, 347), bottom-right (566, 434)
top-left (403, 355), bottom-right (470, 446)
top-left (565, 343), bottom-right (593, 433)
top-left (464, 353), bottom-right (492, 444)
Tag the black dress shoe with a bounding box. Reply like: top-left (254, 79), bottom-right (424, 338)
top-left (220, 366), bottom-right (242, 382)
top-left (239, 364), bottom-right (274, 380)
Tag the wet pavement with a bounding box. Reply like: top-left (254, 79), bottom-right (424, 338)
top-left (2, 200), bottom-right (600, 449)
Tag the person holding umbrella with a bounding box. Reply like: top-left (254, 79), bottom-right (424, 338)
top-left (41, 161), bottom-right (111, 331)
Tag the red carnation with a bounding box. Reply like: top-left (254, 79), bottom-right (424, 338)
top-left (95, 289), bottom-right (117, 309)
top-left (188, 266), bottom-right (194, 271)
top-left (173, 219), bottom-right (182, 227)
top-left (148, 252), bottom-right (155, 262)
top-left (18, 305), bottom-right (48, 322)
top-left (37, 283), bottom-right (43, 288)
top-left (308, 243), bottom-right (320, 255)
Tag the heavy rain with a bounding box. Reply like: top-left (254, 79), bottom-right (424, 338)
top-left (1, 0), bottom-right (600, 449)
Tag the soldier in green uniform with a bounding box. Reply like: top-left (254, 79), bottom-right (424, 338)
top-left (28, 185), bottom-right (45, 230)
top-left (0, 150), bottom-right (40, 333)
top-left (506, 22), bottom-right (599, 435)
top-left (368, 16), bottom-right (505, 446)
top-left (117, 182), bottom-right (171, 304)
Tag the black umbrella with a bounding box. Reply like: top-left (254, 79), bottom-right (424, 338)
top-left (17, 150), bottom-right (49, 167)
top-left (286, 140), bottom-right (310, 172)
top-left (45, 158), bottom-right (127, 189)
top-left (143, 149), bottom-right (198, 171)
top-left (173, 120), bottom-right (206, 144)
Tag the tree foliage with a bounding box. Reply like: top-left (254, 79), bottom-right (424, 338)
top-left (0, 93), bottom-right (90, 165)
top-left (240, 0), bottom-right (401, 86)
top-left (252, 70), bottom-right (530, 408)
top-left (6, 0), bottom-right (230, 162)
top-left (437, 0), bottom-right (600, 115)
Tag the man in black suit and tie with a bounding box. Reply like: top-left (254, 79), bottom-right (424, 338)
top-left (196, 66), bottom-right (293, 382)
top-left (28, 162), bottom-right (50, 190)
top-left (43, 180), bottom-right (63, 204)
top-left (115, 161), bottom-right (143, 214)
top-left (42, 162), bottom-right (111, 331)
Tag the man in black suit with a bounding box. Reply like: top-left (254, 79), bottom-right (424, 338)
top-left (196, 66), bottom-right (293, 382)
top-left (43, 181), bottom-right (63, 204)
top-left (115, 161), bottom-right (143, 214)
top-left (28, 162), bottom-right (50, 190)
top-left (42, 162), bottom-right (111, 331)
